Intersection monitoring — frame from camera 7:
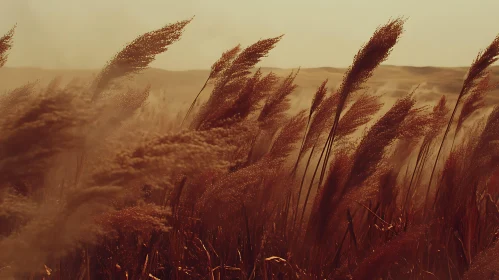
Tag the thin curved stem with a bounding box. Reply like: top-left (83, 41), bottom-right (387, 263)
top-left (181, 77), bottom-right (210, 128)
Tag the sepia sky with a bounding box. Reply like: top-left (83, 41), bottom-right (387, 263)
top-left (1, 0), bottom-right (499, 70)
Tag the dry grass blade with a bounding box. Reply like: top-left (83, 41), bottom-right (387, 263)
top-left (209, 45), bottom-right (243, 81)
top-left (92, 18), bottom-right (193, 100)
top-left (0, 25), bottom-right (15, 67)
top-left (182, 44), bottom-right (241, 127)
top-left (310, 79), bottom-right (328, 117)
top-left (301, 94), bottom-right (339, 158)
top-left (470, 105), bottom-right (499, 172)
top-left (221, 35), bottom-right (284, 82)
top-left (291, 90), bottom-right (338, 231)
top-left (463, 35), bottom-right (499, 94)
top-left (258, 69), bottom-right (299, 131)
top-left (336, 93), bottom-right (383, 138)
top-left (305, 94), bottom-right (415, 237)
top-left (305, 151), bottom-right (351, 244)
top-left (269, 110), bottom-right (307, 161)
top-left (197, 69), bottom-right (278, 129)
top-left (315, 17), bottom-right (406, 202)
top-left (343, 94), bottom-right (415, 193)
top-left (403, 95), bottom-right (450, 213)
top-left (194, 36), bottom-right (283, 129)
top-left (456, 73), bottom-right (492, 136)
top-left (293, 79), bottom-right (330, 173)
top-left (425, 34), bottom-right (499, 216)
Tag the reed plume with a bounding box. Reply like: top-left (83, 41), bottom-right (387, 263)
top-left (297, 82), bottom-right (335, 162)
top-left (0, 87), bottom-right (90, 193)
top-left (198, 69), bottom-right (278, 129)
top-left (425, 34), bottom-right (499, 215)
top-left (0, 25), bottom-right (15, 67)
top-left (403, 95), bottom-right (450, 213)
top-left (344, 94), bottom-right (415, 193)
top-left (297, 92), bottom-right (382, 230)
top-left (92, 18), bottom-right (193, 101)
top-left (268, 110), bottom-right (308, 161)
top-left (305, 94), bottom-right (415, 236)
top-left (194, 35), bottom-right (283, 129)
top-left (311, 17), bottom-right (406, 209)
top-left (456, 73), bottom-right (492, 136)
top-left (291, 91), bottom-right (338, 230)
top-left (294, 79), bottom-right (329, 163)
top-left (336, 93), bottom-right (383, 138)
top-left (182, 44), bottom-right (241, 126)
top-left (258, 69), bottom-right (299, 131)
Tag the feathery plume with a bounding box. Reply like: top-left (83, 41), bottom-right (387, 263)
top-left (182, 44), bottom-right (241, 127)
top-left (336, 93), bottom-right (383, 138)
top-left (462, 35), bottom-right (499, 95)
top-left (258, 69), bottom-right (299, 131)
top-left (456, 73), bottom-right (492, 135)
top-left (92, 18), bottom-right (193, 100)
top-left (0, 25), bottom-right (15, 67)
top-left (198, 69), bottom-right (278, 129)
top-left (194, 35), bottom-right (283, 129)
top-left (294, 79), bottom-right (330, 169)
top-left (314, 17), bottom-right (406, 199)
top-left (426, 34), bottom-right (499, 215)
top-left (0, 88), bottom-right (90, 192)
top-left (310, 79), bottom-right (328, 117)
top-left (301, 94), bottom-right (339, 157)
top-left (344, 94), bottom-right (415, 193)
top-left (269, 110), bottom-right (308, 161)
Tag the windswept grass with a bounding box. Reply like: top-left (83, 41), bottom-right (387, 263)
top-left (1, 17), bottom-right (499, 280)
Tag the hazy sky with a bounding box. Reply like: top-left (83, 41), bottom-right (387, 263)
top-left (1, 0), bottom-right (499, 70)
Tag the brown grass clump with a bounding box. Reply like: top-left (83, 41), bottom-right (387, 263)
top-left (193, 36), bottom-right (283, 130)
top-left (319, 17), bottom-right (406, 168)
top-left (181, 44), bottom-right (241, 126)
top-left (4, 15), bottom-right (499, 280)
top-left (425, 34), bottom-right (499, 214)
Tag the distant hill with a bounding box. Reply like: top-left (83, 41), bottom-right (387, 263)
top-left (1, 66), bottom-right (499, 114)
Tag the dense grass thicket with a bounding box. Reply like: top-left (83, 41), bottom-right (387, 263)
top-left (2, 17), bottom-right (499, 279)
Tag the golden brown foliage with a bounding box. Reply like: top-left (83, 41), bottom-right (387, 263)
top-left (3, 15), bottom-right (499, 280)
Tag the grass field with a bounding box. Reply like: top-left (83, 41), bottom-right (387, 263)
top-left (1, 17), bottom-right (499, 279)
